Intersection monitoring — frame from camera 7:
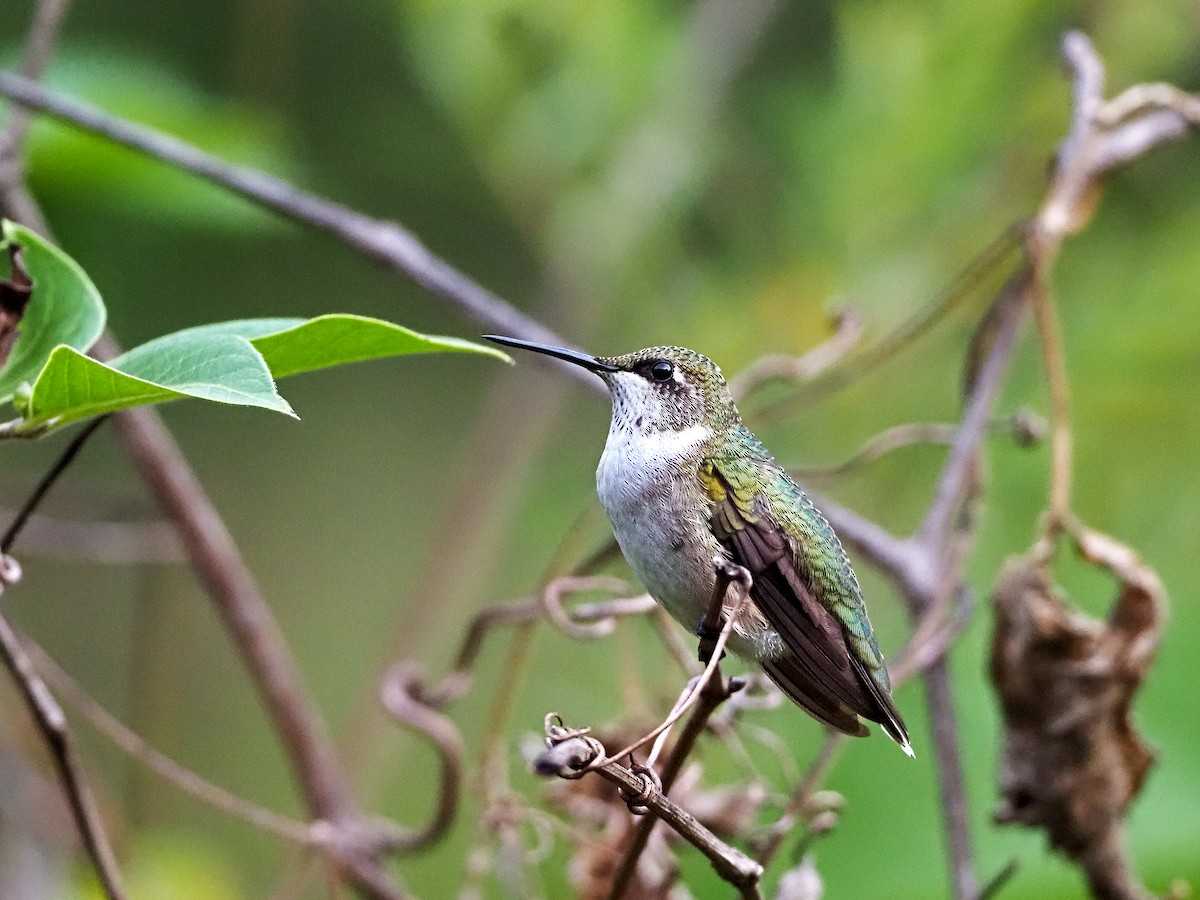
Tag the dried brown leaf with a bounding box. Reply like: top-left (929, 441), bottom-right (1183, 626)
top-left (0, 245), bottom-right (32, 368)
top-left (990, 536), bottom-right (1165, 900)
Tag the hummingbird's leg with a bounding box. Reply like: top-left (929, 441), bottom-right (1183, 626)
top-left (697, 559), bottom-right (752, 665)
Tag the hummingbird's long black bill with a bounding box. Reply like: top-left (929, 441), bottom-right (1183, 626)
top-left (483, 335), bottom-right (619, 373)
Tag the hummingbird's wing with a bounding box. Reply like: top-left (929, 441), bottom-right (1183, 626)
top-left (702, 444), bottom-right (910, 752)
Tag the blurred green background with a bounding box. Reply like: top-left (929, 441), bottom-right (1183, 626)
top-left (2, 0), bottom-right (1199, 897)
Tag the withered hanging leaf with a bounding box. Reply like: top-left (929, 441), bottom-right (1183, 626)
top-left (0, 245), bottom-right (33, 369)
top-left (990, 534), bottom-right (1165, 899)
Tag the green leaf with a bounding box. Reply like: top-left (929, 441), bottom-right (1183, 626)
top-left (0, 220), bottom-right (106, 403)
top-left (159, 314), bottom-right (513, 378)
top-left (13, 314), bottom-right (507, 434)
top-left (22, 331), bottom-right (293, 432)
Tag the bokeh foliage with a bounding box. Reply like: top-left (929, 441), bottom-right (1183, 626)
top-left (3, 0), bottom-right (1198, 897)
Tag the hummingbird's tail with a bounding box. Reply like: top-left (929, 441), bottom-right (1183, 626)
top-left (849, 654), bottom-right (914, 757)
top-left (762, 655), bottom-right (869, 738)
top-left (763, 651), bottom-right (914, 756)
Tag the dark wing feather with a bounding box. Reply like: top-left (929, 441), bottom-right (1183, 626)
top-left (723, 519), bottom-right (878, 724)
top-left (707, 467), bottom-right (909, 746)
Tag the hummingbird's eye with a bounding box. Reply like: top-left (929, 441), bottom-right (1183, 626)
top-left (650, 360), bottom-right (674, 382)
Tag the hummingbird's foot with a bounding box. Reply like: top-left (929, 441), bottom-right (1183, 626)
top-left (696, 616), bottom-right (727, 664)
top-left (696, 559), bottom-right (751, 664)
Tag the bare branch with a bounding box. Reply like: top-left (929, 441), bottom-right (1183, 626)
top-left (28, 639), bottom-right (315, 845)
top-left (534, 722), bottom-right (763, 898)
top-left (584, 585), bottom-right (749, 772)
top-left (728, 308), bottom-right (866, 400)
top-left (0, 71), bottom-right (598, 393)
top-left (0, 507), bottom-right (183, 564)
top-left (0, 560), bottom-right (125, 900)
top-left (2, 417), bottom-right (108, 553)
top-left (99, 362), bottom-right (405, 900)
top-left (541, 576), bottom-right (635, 640)
top-left (790, 422), bottom-right (958, 480)
top-left (604, 665), bottom-right (746, 900)
top-left (915, 268), bottom-right (1029, 574)
top-left (378, 663), bottom-right (465, 853)
top-left (0, 0), bottom-right (72, 175)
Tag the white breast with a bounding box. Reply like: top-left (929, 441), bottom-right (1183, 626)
top-left (596, 423), bottom-right (721, 630)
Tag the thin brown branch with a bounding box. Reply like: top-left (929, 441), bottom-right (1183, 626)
top-left (589, 562), bottom-right (752, 898)
top-left (604, 669), bottom-right (744, 900)
top-left (790, 422), bottom-right (958, 480)
top-left (923, 656), bottom-right (977, 900)
top-left (584, 588), bottom-right (748, 772)
top-left (0, 0), bottom-right (72, 171)
top-left (99, 363), bottom-right (404, 900)
top-left (0, 561), bottom-right (125, 900)
top-left (914, 268), bottom-right (1029, 578)
top-left (728, 308), bottom-right (866, 401)
top-left (749, 222), bottom-right (1024, 423)
top-left (29, 639), bottom-right (315, 845)
top-left (424, 578), bottom-right (655, 707)
top-left (378, 663), bottom-right (464, 853)
top-left (541, 576), bottom-right (636, 640)
top-left (2, 416), bottom-right (108, 552)
top-left (0, 71), bottom-right (599, 394)
top-left (1029, 258), bottom-right (1072, 532)
top-left (535, 725), bottom-right (763, 898)
top-left (0, 507), bottom-right (183, 564)
top-left (751, 731), bottom-right (845, 866)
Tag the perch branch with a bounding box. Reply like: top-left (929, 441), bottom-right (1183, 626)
top-left (535, 723), bottom-right (763, 898)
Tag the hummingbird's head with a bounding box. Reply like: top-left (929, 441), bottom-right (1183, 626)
top-left (483, 337), bottom-right (738, 436)
top-left (595, 345), bottom-right (736, 435)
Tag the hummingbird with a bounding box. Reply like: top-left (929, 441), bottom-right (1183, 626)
top-left (486, 336), bottom-right (912, 755)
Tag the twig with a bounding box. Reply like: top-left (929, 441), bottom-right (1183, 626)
top-left (1029, 257), bottom-right (1072, 533)
top-left (0, 71), bottom-right (597, 394)
top-left (922, 657), bottom-right (976, 899)
top-left (977, 858), bottom-right (1020, 900)
top-left (541, 576), bottom-right (635, 640)
top-left (604, 669), bottom-right (743, 900)
top-left (28, 639), bottom-right (315, 845)
top-left (535, 726), bottom-right (763, 898)
top-left (2, 416), bottom-right (108, 552)
top-left (789, 414), bottom-right (1042, 481)
top-left (750, 222), bottom-right (1025, 422)
top-left (584, 589), bottom-right (748, 772)
top-left (591, 562), bottom-right (752, 898)
top-left (0, 507), bottom-right (183, 564)
top-left (100, 366), bottom-right (405, 900)
top-left (790, 422), bottom-right (958, 480)
top-left (915, 269), bottom-right (1029, 573)
top-left (0, 560), bottom-right (125, 899)
top-left (728, 308), bottom-right (865, 400)
top-left (751, 731), bottom-right (846, 865)
top-left (378, 663), bottom-right (464, 853)
top-left (0, 0), bottom-right (72, 229)
top-left (418, 578), bottom-right (655, 708)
